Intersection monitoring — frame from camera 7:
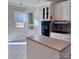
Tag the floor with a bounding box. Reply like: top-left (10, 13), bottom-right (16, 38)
top-left (8, 39), bottom-right (27, 59)
top-left (8, 30), bottom-right (71, 59)
top-left (8, 29), bottom-right (35, 59)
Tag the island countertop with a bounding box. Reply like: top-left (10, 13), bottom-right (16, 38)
top-left (26, 35), bottom-right (70, 51)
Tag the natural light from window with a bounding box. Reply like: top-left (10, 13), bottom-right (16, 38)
top-left (15, 12), bottom-right (26, 29)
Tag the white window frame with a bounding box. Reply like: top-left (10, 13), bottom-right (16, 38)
top-left (14, 11), bottom-right (27, 29)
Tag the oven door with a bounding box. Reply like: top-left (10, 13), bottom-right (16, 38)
top-left (41, 21), bottom-right (51, 36)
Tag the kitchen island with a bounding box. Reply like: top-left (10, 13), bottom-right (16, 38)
top-left (26, 35), bottom-right (71, 59)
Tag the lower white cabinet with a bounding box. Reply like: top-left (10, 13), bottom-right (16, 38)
top-left (27, 39), bottom-right (70, 59)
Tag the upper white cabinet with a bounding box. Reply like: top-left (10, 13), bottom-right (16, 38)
top-left (54, 3), bottom-right (62, 20)
top-left (41, 4), bottom-right (52, 21)
top-left (42, 6), bottom-right (50, 20)
top-left (54, 1), bottom-right (71, 21)
top-left (34, 1), bottom-right (71, 21)
top-left (33, 2), bottom-right (54, 21)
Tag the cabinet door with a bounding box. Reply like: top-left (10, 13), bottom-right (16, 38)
top-left (43, 8), bottom-right (45, 19)
top-left (61, 1), bottom-right (71, 21)
top-left (54, 3), bottom-right (62, 20)
top-left (42, 7), bottom-right (50, 20)
top-left (54, 1), bottom-right (71, 21)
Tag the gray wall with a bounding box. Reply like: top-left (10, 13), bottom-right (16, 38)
top-left (8, 5), bottom-right (33, 42)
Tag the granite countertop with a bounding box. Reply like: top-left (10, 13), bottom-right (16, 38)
top-left (50, 32), bottom-right (71, 42)
top-left (26, 35), bottom-right (70, 51)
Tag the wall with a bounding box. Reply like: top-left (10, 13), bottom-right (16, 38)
top-left (8, 5), bottom-right (33, 42)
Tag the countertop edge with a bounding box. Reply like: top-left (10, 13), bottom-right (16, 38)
top-left (26, 36), bottom-right (71, 52)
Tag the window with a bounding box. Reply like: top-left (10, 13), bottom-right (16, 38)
top-left (15, 12), bottom-right (26, 29)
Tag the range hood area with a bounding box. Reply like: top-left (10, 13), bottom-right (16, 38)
top-left (53, 20), bottom-right (70, 24)
top-left (51, 20), bottom-right (71, 34)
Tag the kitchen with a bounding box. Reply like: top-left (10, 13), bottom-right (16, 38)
top-left (8, 0), bottom-right (71, 59)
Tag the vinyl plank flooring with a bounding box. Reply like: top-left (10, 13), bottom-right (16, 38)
top-left (8, 45), bottom-right (27, 59)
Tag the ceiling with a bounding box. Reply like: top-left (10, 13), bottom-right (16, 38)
top-left (8, 0), bottom-right (66, 9)
top-left (8, 0), bottom-right (54, 9)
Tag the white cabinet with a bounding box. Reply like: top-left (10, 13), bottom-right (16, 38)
top-left (42, 5), bottom-right (51, 21)
top-left (54, 1), bottom-right (71, 21)
top-left (27, 36), bottom-right (71, 59)
top-left (33, 2), bottom-right (54, 21)
top-left (27, 39), bottom-right (59, 59)
top-left (54, 3), bottom-right (62, 20)
top-left (62, 1), bottom-right (71, 21)
top-left (34, 1), bottom-right (71, 21)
